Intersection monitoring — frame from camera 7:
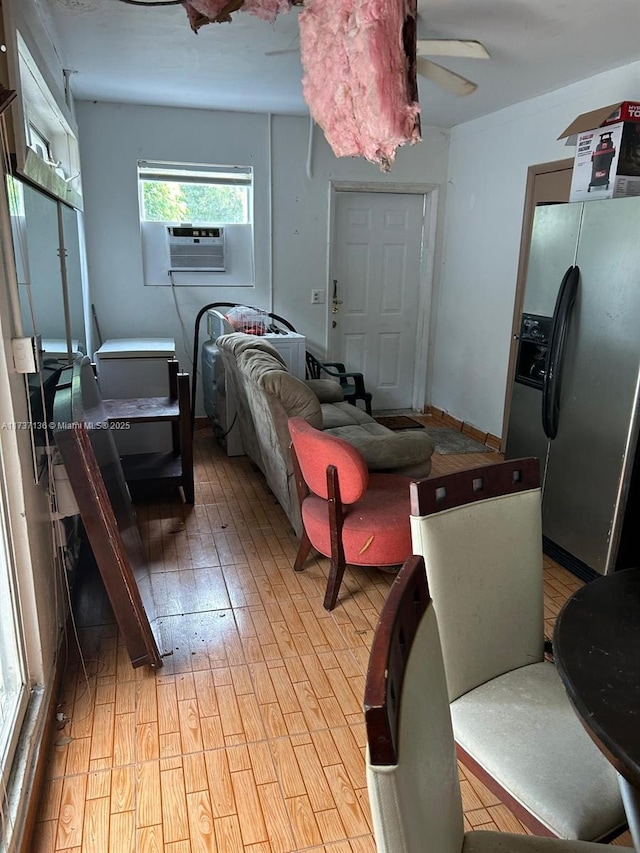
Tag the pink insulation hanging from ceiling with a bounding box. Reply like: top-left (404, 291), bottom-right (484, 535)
top-left (299, 0), bottom-right (421, 171)
top-left (183, 0), bottom-right (293, 30)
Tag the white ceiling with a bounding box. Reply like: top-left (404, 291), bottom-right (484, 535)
top-left (42, 0), bottom-right (640, 128)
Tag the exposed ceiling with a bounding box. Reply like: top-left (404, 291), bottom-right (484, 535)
top-left (42, 0), bottom-right (640, 128)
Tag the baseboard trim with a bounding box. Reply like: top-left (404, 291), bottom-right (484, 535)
top-left (425, 406), bottom-right (501, 450)
top-left (542, 536), bottom-right (600, 583)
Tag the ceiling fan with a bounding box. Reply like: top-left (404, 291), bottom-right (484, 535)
top-left (416, 38), bottom-right (490, 96)
top-left (268, 36), bottom-right (490, 96)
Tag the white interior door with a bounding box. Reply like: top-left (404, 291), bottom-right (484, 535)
top-left (331, 191), bottom-right (425, 410)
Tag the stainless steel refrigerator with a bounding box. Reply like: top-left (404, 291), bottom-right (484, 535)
top-left (505, 196), bottom-right (640, 578)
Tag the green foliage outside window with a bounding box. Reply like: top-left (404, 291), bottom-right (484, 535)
top-left (142, 181), bottom-right (186, 222)
top-left (142, 180), bottom-right (247, 224)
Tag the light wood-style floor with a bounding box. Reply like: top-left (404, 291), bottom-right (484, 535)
top-left (30, 417), bottom-right (631, 851)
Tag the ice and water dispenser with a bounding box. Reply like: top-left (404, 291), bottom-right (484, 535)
top-left (514, 314), bottom-right (552, 389)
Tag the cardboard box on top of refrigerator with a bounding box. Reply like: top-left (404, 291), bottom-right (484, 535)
top-left (558, 102), bottom-right (640, 202)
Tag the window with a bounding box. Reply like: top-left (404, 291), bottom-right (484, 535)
top-left (27, 123), bottom-right (52, 163)
top-left (12, 33), bottom-right (82, 206)
top-left (138, 161), bottom-right (252, 225)
top-left (138, 161), bottom-right (255, 287)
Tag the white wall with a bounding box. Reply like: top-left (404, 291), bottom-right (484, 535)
top-left (433, 60), bottom-right (640, 437)
top-left (76, 102), bottom-right (450, 412)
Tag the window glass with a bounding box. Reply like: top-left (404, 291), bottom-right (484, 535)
top-left (138, 162), bottom-right (252, 225)
top-left (140, 180), bottom-right (248, 224)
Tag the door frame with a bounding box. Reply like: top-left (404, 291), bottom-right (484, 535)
top-left (500, 158), bottom-right (574, 451)
top-left (327, 181), bottom-right (439, 412)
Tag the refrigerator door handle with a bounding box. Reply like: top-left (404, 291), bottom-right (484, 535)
top-left (542, 265), bottom-right (580, 440)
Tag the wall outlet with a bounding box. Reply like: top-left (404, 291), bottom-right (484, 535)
top-left (311, 289), bottom-right (325, 304)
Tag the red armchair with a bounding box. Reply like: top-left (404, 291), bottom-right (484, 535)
top-left (288, 416), bottom-right (412, 610)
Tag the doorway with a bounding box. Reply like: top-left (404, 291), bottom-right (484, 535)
top-left (329, 185), bottom-right (436, 411)
top-left (500, 159), bottom-right (573, 448)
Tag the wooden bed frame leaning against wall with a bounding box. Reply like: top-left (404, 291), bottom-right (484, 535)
top-left (53, 357), bottom-right (162, 669)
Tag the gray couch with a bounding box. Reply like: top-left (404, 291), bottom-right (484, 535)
top-left (216, 333), bottom-right (434, 535)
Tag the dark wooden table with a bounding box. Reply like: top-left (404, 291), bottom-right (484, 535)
top-left (554, 567), bottom-right (640, 849)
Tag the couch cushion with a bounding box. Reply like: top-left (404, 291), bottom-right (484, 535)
top-left (322, 404), bottom-right (434, 474)
top-left (451, 662), bottom-right (626, 841)
top-left (306, 378), bottom-right (344, 403)
top-left (321, 401), bottom-right (377, 429)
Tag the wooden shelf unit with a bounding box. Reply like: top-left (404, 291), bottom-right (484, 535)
top-left (102, 359), bottom-right (194, 503)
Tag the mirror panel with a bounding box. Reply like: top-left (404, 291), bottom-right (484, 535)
top-left (21, 180), bottom-right (67, 350)
top-left (6, 175), bottom-right (87, 480)
top-left (9, 176), bottom-right (86, 360)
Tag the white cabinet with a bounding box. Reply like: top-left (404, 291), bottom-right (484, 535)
top-left (266, 332), bottom-right (306, 379)
top-left (94, 338), bottom-right (176, 455)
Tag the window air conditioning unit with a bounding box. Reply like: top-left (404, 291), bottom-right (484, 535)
top-left (167, 225), bottom-right (225, 272)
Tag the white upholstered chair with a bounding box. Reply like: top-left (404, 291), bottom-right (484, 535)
top-left (407, 459), bottom-right (626, 842)
top-left (364, 554), bottom-right (633, 853)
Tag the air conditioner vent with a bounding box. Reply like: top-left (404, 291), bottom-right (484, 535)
top-left (167, 225), bottom-right (225, 271)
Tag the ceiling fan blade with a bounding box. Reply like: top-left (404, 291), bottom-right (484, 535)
top-left (265, 48), bottom-right (298, 56)
top-left (417, 57), bottom-right (478, 96)
top-left (417, 39), bottom-right (490, 59)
